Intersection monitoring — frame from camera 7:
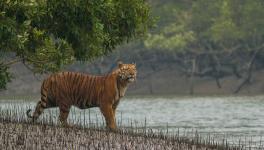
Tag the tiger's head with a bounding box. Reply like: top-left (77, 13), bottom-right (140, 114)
top-left (117, 61), bottom-right (137, 83)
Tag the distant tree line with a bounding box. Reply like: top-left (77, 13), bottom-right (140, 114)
top-left (144, 0), bottom-right (264, 93)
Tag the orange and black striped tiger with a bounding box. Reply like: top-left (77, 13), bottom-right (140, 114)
top-left (26, 61), bottom-right (137, 130)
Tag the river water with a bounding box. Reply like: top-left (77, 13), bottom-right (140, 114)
top-left (0, 95), bottom-right (264, 148)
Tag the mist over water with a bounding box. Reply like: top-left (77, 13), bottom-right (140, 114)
top-left (1, 95), bottom-right (264, 147)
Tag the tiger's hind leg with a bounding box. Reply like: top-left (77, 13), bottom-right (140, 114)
top-left (27, 100), bottom-right (46, 122)
top-left (58, 104), bottom-right (71, 127)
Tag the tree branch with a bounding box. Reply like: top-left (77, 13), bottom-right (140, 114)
top-left (3, 58), bottom-right (23, 66)
top-left (21, 61), bottom-right (42, 81)
top-left (234, 46), bottom-right (263, 94)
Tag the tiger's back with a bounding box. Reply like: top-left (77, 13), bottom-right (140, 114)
top-left (43, 72), bottom-right (113, 109)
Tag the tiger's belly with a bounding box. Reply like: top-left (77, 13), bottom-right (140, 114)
top-left (73, 98), bottom-right (99, 109)
top-left (74, 103), bottom-right (98, 109)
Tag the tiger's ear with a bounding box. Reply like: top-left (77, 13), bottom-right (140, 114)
top-left (132, 62), bottom-right (136, 67)
top-left (117, 60), bottom-right (123, 68)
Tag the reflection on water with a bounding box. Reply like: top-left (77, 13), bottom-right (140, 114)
top-left (1, 95), bottom-right (264, 147)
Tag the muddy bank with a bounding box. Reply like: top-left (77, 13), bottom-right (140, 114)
top-left (0, 121), bottom-right (239, 150)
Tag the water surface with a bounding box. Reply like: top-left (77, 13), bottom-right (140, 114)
top-left (1, 95), bottom-right (264, 148)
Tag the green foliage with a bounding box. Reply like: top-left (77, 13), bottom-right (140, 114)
top-left (0, 63), bottom-right (11, 90)
top-left (0, 0), bottom-right (153, 89)
top-left (145, 0), bottom-right (264, 52)
top-left (208, 0), bottom-right (243, 42)
top-left (145, 24), bottom-right (195, 52)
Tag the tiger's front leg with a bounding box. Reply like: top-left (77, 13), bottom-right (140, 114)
top-left (100, 104), bottom-right (116, 131)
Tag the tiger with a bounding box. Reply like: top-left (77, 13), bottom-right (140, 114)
top-left (26, 61), bottom-right (137, 130)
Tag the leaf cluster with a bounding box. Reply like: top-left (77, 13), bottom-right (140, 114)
top-left (145, 0), bottom-right (264, 53)
top-left (0, 0), bottom-right (153, 89)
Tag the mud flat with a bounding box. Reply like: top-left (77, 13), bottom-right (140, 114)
top-left (0, 120), bottom-right (243, 150)
top-left (0, 103), bottom-right (247, 150)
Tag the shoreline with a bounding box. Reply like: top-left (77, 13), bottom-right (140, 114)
top-left (0, 97), bottom-right (263, 149)
top-left (0, 121), bottom-right (236, 150)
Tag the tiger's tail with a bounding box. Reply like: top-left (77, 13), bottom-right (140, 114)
top-left (26, 109), bottom-right (33, 118)
top-left (27, 79), bottom-right (49, 121)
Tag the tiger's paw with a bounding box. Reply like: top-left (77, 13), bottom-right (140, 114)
top-left (106, 126), bottom-right (118, 133)
top-left (58, 121), bottom-right (73, 128)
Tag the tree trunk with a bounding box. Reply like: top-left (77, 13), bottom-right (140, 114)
top-left (234, 49), bottom-right (260, 93)
top-left (189, 58), bottom-right (196, 95)
top-left (211, 54), bottom-right (222, 89)
top-left (149, 75), bottom-right (153, 94)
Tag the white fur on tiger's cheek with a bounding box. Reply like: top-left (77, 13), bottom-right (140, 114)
top-left (128, 78), bottom-right (135, 82)
top-left (122, 75), bottom-right (126, 80)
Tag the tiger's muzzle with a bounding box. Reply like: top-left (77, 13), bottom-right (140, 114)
top-left (127, 75), bottom-right (136, 83)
